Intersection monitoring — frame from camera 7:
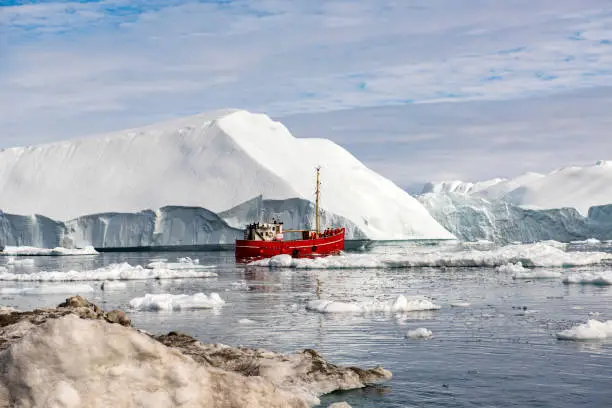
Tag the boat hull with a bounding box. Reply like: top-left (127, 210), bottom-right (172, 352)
top-left (235, 230), bottom-right (345, 263)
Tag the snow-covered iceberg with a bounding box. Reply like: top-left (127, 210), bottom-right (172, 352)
top-left (0, 110), bottom-right (453, 242)
top-left (422, 160), bottom-right (612, 215)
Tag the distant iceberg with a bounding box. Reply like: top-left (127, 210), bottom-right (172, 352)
top-left (419, 161), bottom-right (612, 243)
top-left (418, 192), bottom-right (612, 243)
top-left (423, 161), bottom-right (612, 216)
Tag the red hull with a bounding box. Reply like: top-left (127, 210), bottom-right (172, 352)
top-left (235, 229), bottom-right (345, 263)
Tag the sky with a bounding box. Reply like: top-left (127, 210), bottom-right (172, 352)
top-left (1, 0), bottom-right (611, 191)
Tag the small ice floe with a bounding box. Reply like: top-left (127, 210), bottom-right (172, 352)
top-left (146, 256), bottom-right (213, 270)
top-left (0, 262), bottom-right (218, 281)
top-left (450, 302), bottom-right (471, 308)
top-left (0, 284), bottom-right (94, 295)
top-left (1, 246), bottom-right (98, 256)
top-left (100, 281), bottom-right (128, 291)
top-left (513, 270), bottom-right (562, 279)
top-left (563, 271), bottom-right (612, 286)
top-left (570, 238), bottom-right (601, 245)
top-left (557, 320), bottom-right (612, 341)
top-left (327, 403), bottom-right (352, 408)
top-left (306, 295), bottom-right (440, 314)
top-left (5, 257), bottom-right (35, 266)
top-left (238, 318), bottom-right (256, 325)
top-left (129, 292), bottom-right (225, 311)
top-left (405, 328), bottom-right (433, 339)
top-left (496, 262), bottom-right (526, 273)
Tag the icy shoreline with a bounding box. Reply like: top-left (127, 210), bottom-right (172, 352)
top-left (0, 296), bottom-right (391, 407)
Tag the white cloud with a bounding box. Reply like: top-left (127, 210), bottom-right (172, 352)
top-left (1, 0), bottom-right (611, 187)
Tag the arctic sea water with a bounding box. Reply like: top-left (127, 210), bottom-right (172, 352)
top-left (1, 241), bottom-right (612, 407)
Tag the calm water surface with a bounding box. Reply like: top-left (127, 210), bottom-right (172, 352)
top-left (1, 242), bottom-right (611, 407)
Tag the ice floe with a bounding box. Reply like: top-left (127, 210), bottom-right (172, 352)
top-left (562, 271), bottom-right (612, 285)
top-left (146, 257), bottom-right (215, 270)
top-left (0, 262), bottom-right (218, 281)
top-left (1, 246), bottom-right (98, 256)
top-left (238, 318), bottom-right (257, 325)
top-left (306, 295), bottom-right (440, 314)
top-left (557, 320), bottom-right (612, 340)
top-left (0, 284), bottom-right (94, 295)
top-left (450, 302), bottom-right (471, 307)
top-left (250, 242), bottom-right (612, 269)
top-left (129, 293), bottom-right (225, 311)
top-left (405, 328), bottom-right (433, 339)
top-left (5, 257), bottom-right (35, 266)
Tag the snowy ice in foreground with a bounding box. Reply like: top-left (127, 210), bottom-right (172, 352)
top-left (306, 295), bottom-right (440, 314)
top-left (129, 293), bottom-right (225, 311)
top-left (406, 328), bottom-right (433, 339)
top-left (0, 262), bottom-right (218, 281)
top-left (557, 320), bottom-right (612, 340)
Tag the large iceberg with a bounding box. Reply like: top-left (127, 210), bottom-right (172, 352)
top-left (0, 110), bottom-right (453, 243)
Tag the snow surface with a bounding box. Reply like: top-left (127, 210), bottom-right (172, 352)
top-left (306, 295), bottom-right (440, 314)
top-left (0, 284), bottom-right (94, 295)
top-left (1, 246), bottom-right (98, 256)
top-left (0, 110), bottom-right (452, 241)
top-left (129, 293), bottom-right (225, 311)
top-left (423, 161), bottom-right (612, 215)
top-left (557, 319), bottom-right (612, 340)
top-left (405, 328), bottom-right (433, 339)
top-left (0, 262), bottom-right (218, 281)
top-left (250, 242), bottom-right (612, 269)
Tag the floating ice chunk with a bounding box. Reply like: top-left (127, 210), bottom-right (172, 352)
top-left (129, 292), bottom-right (225, 311)
top-left (146, 257), bottom-right (213, 270)
top-left (406, 328), bottom-right (433, 339)
top-left (100, 281), bottom-right (128, 290)
top-left (328, 403), bottom-right (352, 408)
top-left (238, 318), bottom-right (256, 325)
top-left (512, 270), bottom-right (562, 279)
top-left (496, 262), bottom-right (526, 273)
top-left (0, 284), bottom-right (94, 295)
top-left (1, 246), bottom-right (98, 256)
top-left (563, 271), bottom-right (612, 286)
top-left (5, 257), bottom-right (35, 266)
top-left (557, 320), bottom-right (612, 340)
top-left (571, 238), bottom-right (601, 245)
top-left (0, 262), bottom-right (217, 281)
top-left (307, 295), bottom-right (440, 314)
top-left (450, 302), bottom-right (471, 307)
top-left (250, 242), bottom-right (611, 269)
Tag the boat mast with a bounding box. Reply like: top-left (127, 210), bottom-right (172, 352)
top-left (315, 166), bottom-right (321, 234)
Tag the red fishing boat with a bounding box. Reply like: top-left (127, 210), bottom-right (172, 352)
top-left (235, 167), bottom-right (345, 263)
